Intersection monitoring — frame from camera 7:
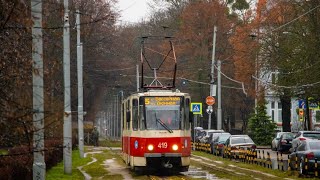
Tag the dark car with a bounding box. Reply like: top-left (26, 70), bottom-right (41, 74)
top-left (277, 132), bottom-right (295, 153)
top-left (210, 132), bottom-right (231, 155)
top-left (222, 135), bottom-right (256, 157)
top-left (289, 139), bottom-right (320, 175)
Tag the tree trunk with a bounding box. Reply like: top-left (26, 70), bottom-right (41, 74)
top-left (280, 95), bottom-right (291, 132)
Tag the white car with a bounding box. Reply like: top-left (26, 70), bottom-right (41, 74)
top-left (198, 129), bottom-right (224, 143)
top-left (271, 132), bottom-right (286, 151)
top-left (291, 131), bottom-right (320, 151)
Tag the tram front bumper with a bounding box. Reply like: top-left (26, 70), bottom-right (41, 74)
top-left (144, 153), bottom-right (182, 157)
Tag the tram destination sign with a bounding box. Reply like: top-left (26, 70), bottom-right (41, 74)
top-left (145, 97), bottom-right (181, 106)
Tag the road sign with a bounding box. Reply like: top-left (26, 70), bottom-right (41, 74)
top-left (206, 96), bottom-right (215, 106)
top-left (299, 99), bottom-right (319, 109)
top-left (191, 103), bottom-right (202, 115)
top-left (206, 105), bottom-right (213, 114)
top-left (298, 100), bottom-right (306, 109)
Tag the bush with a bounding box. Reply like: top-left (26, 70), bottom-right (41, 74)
top-left (0, 139), bottom-right (63, 180)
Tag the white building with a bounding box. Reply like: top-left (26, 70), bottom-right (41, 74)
top-left (262, 71), bottom-right (320, 132)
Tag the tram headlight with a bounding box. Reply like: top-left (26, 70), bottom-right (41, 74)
top-left (172, 144), bottom-right (179, 151)
top-left (147, 144), bottom-right (154, 151)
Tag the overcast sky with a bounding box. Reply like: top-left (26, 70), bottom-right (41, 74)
top-left (116, 0), bottom-right (153, 23)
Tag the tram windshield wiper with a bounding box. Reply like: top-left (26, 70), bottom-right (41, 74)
top-left (155, 113), bottom-right (173, 133)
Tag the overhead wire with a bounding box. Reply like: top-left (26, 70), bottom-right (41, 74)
top-left (271, 4), bottom-right (320, 32)
top-left (252, 75), bottom-right (320, 89)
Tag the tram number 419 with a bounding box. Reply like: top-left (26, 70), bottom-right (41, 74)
top-left (158, 142), bottom-right (168, 148)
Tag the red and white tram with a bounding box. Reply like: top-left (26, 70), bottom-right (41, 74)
top-left (121, 90), bottom-right (192, 172)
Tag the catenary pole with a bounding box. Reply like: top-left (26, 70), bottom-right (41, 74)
top-left (217, 60), bottom-right (222, 130)
top-left (76, 9), bottom-right (84, 158)
top-left (63, 0), bottom-right (72, 174)
top-left (119, 91), bottom-right (124, 138)
top-left (32, 0), bottom-right (46, 179)
top-left (115, 95), bottom-right (118, 140)
top-left (208, 26), bottom-right (217, 130)
top-left (210, 26), bottom-right (217, 96)
top-left (136, 64), bottom-right (139, 92)
top-left (113, 96), bottom-right (116, 140)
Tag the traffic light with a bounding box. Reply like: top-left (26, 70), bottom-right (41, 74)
top-left (299, 109), bottom-right (304, 116)
top-left (299, 109), bottom-right (304, 122)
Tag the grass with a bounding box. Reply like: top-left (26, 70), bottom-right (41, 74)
top-left (0, 149), bottom-right (8, 155)
top-left (192, 151), bottom-right (319, 180)
top-left (47, 147), bottom-right (125, 180)
top-left (46, 149), bottom-right (92, 180)
top-left (81, 149), bottom-right (123, 179)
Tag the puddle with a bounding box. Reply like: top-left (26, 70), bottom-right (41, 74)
top-left (181, 166), bottom-right (219, 179)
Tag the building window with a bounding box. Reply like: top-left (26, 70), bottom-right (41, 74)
top-left (271, 101), bottom-right (275, 122)
top-left (271, 101), bottom-right (275, 109)
top-left (316, 111), bottom-right (320, 123)
top-left (278, 109), bottom-right (282, 122)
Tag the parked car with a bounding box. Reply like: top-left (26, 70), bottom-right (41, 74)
top-left (222, 135), bottom-right (256, 157)
top-left (210, 132), bottom-right (231, 155)
top-left (271, 132), bottom-right (286, 151)
top-left (198, 129), bottom-right (224, 143)
top-left (277, 132), bottom-right (295, 153)
top-left (193, 127), bottom-right (203, 142)
top-left (194, 128), bottom-right (205, 142)
top-left (291, 131), bottom-right (320, 151)
top-left (289, 139), bottom-right (320, 175)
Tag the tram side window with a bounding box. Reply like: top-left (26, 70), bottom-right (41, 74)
top-left (185, 98), bottom-right (191, 130)
top-left (122, 103), bottom-right (125, 129)
top-left (126, 101), bottom-right (130, 129)
top-left (139, 97), bottom-right (145, 130)
top-left (180, 98), bottom-right (184, 129)
top-left (132, 99), bottom-right (138, 131)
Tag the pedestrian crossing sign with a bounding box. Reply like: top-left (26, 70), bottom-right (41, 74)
top-left (191, 103), bottom-right (202, 115)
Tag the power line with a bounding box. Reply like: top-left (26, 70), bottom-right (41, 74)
top-left (252, 75), bottom-right (320, 89)
top-left (272, 4), bottom-right (320, 32)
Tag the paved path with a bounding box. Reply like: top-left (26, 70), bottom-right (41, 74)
top-left (77, 151), bottom-right (102, 180)
top-left (78, 146), bottom-right (133, 180)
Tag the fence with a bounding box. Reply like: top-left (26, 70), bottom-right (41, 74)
top-left (192, 142), bottom-right (319, 178)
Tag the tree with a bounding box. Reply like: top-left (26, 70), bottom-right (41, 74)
top-left (248, 99), bottom-right (277, 146)
top-left (255, 0), bottom-right (320, 131)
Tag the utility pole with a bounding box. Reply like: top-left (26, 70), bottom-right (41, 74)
top-left (115, 95), bottom-right (118, 139)
top-left (193, 115), bottom-right (197, 150)
top-left (113, 96), bottom-right (116, 140)
top-left (217, 60), bottom-right (222, 130)
top-left (63, 0), bottom-right (72, 174)
top-left (76, 9), bottom-right (84, 159)
top-left (136, 64), bottom-right (139, 92)
top-left (210, 26), bottom-right (217, 97)
top-left (208, 26), bottom-right (217, 130)
top-left (119, 90), bottom-right (124, 138)
top-left (107, 108), bottom-right (111, 138)
top-left (32, 0), bottom-right (46, 179)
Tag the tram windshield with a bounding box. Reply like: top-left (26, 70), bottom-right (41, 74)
top-left (146, 105), bottom-right (180, 131)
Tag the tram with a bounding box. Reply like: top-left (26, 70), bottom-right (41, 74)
top-left (121, 36), bottom-right (193, 172)
top-left (121, 90), bottom-right (192, 172)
